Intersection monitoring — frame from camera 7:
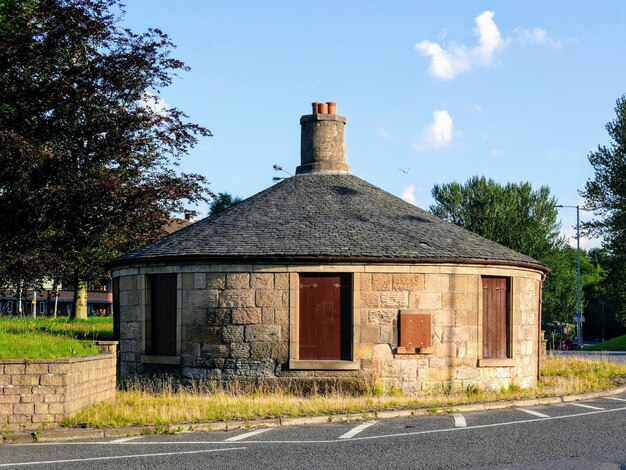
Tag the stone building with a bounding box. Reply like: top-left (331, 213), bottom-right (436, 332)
top-left (111, 102), bottom-right (547, 393)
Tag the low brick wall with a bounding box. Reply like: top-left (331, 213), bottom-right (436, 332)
top-left (0, 342), bottom-right (117, 431)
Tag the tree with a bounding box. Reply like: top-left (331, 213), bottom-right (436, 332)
top-left (541, 247), bottom-right (604, 325)
top-left (209, 192), bottom-right (242, 217)
top-left (581, 95), bottom-right (626, 325)
top-left (0, 0), bottom-right (212, 318)
top-left (430, 176), bottom-right (566, 260)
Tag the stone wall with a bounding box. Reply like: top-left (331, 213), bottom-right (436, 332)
top-left (364, 272), bottom-right (541, 393)
top-left (0, 343), bottom-right (117, 431)
top-left (115, 264), bottom-right (542, 393)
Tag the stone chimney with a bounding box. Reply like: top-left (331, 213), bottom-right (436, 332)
top-left (296, 101), bottom-right (351, 175)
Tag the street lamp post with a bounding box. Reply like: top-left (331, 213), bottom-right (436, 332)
top-left (272, 164), bottom-right (294, 182)
top-left (556, 204), bottom-right (582, 349)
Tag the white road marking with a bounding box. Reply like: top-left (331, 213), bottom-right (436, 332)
top-left (338, 421), bottom-right (378, 439)
top-left (453, 413), bottom-right (467, 428)
top-left (518, 409), bottom-right (550, 418)
top-left (9, 405), bottom-right (626, 447)
top-left (607, 397), bottom-right (626, 402)
top-left (570, 403), bottom-right (604, 410)
top-left (109, 436), bottom-right (142, 444)
top-left (0, 447), bottom-right (246, 467)
top-left (225, 428), bottom-right (271, 441)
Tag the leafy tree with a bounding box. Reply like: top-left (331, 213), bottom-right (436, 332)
top-left (581, 95), bottom-right (626, 324)
top-left (209, 192), bottom-right (242, 217)
top-left (0, 0), bottom-right (211, 318)
top-left (430, 176), bottom-right (566, 260)
top-left (541, 247), bottom-right (604, 324)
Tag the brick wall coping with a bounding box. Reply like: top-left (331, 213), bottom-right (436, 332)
top-left (0, 353), bottom-right (113, 365)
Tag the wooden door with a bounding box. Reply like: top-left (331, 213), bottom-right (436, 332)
top-left (299, 274), bottom-right (351, 360)
top-left (482, 277), bottom-right (509, 358)
top-left (150, 274), bottom-right (177, 355)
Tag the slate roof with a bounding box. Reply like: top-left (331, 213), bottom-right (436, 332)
top-left (115, 173), bottom-right (544, 269)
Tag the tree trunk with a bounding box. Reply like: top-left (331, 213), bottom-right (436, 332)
top-left (70, 276), bottom-right (88, 319)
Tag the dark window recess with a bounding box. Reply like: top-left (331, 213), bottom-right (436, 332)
top-left (149, 274), bottom-right (177, 356)
top-left (112, 277), bottom-right (120, 342)
top-left (299, 274), bottom-right (352, 360)
top-left (482, 277), bottom-right (510, 359)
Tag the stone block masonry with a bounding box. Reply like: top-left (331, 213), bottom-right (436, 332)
top-left (116, 263), bottom-right (542, 394)
top-left (0, 342), bottom-right (117, 432)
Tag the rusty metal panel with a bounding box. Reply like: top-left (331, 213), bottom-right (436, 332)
top-left (399, 311), bottom-right (431, 350)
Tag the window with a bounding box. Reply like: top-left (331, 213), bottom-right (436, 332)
top-left (482, 277), bottom-right (510, 359)
top-left (298, 273), bottom-right (352, 361)
top-left (147, 274), bottom-right (178, 356)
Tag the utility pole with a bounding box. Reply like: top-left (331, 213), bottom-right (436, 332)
top-left (556, 204), bottom-right (582, 349)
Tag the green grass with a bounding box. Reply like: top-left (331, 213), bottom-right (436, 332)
top-left (0, 332), bottom-right (99, 358)
top-left (0, 316), bottom-right (112, 358)
top-left (584, 334), bottom-right (626, 351)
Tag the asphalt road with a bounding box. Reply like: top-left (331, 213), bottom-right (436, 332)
top-left (2, 393), bottom-right (626, 469)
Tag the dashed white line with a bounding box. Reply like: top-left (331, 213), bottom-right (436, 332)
top-left (338, 421), bottom-right (378, 439)
top-left (607, 397), bottom-right (626, 402)
top-left (225, 428), bottom-right (271, 442)
top-left (518, 409), bottom-right (550, 418)
top-left (453, 413), bottom-right (467, 428)
top-left (9, 405), bottom-right (626, 447)
top-left (0, 447), bottom-right (246, 467)
top-left (570, 403), bottom-right (604, 410)
top-left (109, 436), bottom-right (142, 444)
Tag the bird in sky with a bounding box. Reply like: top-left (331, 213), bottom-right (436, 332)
top-left (400, 168), bottom-right (410, 174)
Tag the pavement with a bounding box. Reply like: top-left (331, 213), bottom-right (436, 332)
top-left (4, 382), bottom-right (626, 445)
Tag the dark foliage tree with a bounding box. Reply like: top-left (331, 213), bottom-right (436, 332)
top-left (430, 176), bottom-right (565, 261)
top-left (541, 247), bottom-right (604, 325)
top-left (581, 95), bottom-right (626, 325)
top-left (0, 0), bottom-right (212, 318)
top-left (209, 192), bottom-right (242, 217)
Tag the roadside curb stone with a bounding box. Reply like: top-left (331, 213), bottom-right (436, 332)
top-left (4, 383), bottom-right (626, 444)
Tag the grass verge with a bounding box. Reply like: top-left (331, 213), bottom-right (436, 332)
top-left (0, 317), bottom-right (112, 358)
top-left (64, 356), bottom-right (626, 429)
top-left (0, 332), bottom-right (99, 359)
top-left (584, 334), bottom-right (626, 351)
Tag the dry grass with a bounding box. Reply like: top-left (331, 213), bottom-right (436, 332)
top-left (64, 356), bottom-right (626, 429)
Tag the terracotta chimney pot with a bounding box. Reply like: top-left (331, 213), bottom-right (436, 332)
top-left (312, 102), bottom-right (322, 114)
top-left (318, 102), bottom-right (328, 114)
top-left (327, 102), bottom-right (336, 115)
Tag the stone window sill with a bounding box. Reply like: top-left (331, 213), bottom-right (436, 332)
top-left (141, 355), bottom-right (181, 365)
top-left (289, 360), bottom-right (360, 371)
top-left (478, 358), bottom-right (515, 367)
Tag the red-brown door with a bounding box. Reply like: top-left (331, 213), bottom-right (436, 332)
top-left (150, 274), bottom-right (177, 355)
top-left (299, 274), bottom-right (351, 360)
top-left (482, 277), bottom-right (509, 358)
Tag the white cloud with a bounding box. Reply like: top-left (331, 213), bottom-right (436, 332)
top-left (413, 110), bottom-right (454, 151)
top-left (513, 27), bottom-right (564, 49)
top-left (139, 92), bottom-right (169, 115)
top-left (415, 10), bottom-right (506, 80)
top-left (377, 127), bottom-right (398, 143)
top-left (402, 185), bottom-right (417, 205)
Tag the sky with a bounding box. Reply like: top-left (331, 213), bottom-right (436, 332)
top-left (119, 1), bottom-right (626, 249)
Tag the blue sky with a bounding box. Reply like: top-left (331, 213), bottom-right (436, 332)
top-left (120, 1), bottom-right (626, 249)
